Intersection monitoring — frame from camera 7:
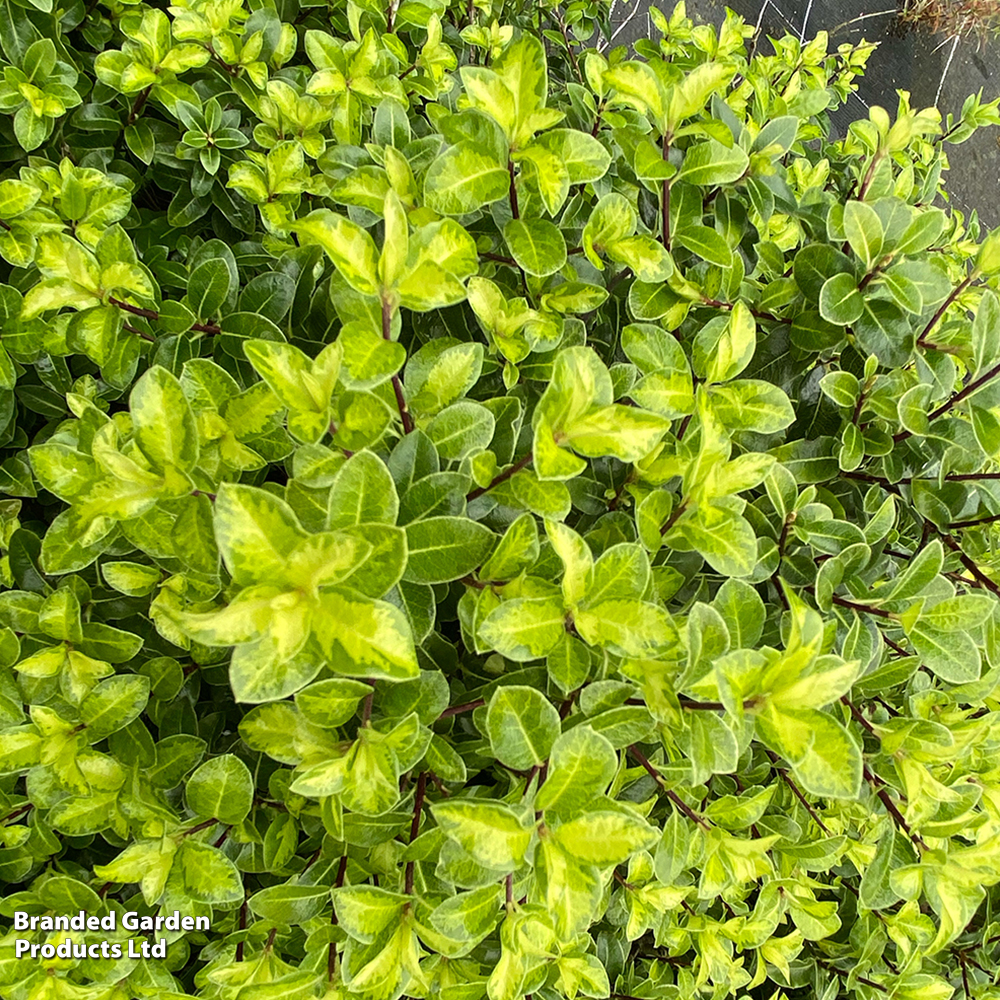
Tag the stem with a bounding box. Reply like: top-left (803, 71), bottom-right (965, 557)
top-left (480, 251), bottom-right (518, 265)
top-left (236, 900), bottom-right (247, 962)
top-left (941, 533), bottom-right (1000, 597)
top-left (122, 322), bottom-right (155, 342)
top-left (699, 297), bottom-right (793, 325)
top-left (856, 151), bottom-right (884, 200)
top-left (950, 511), bottom-right (1000, 529)
top-left (505, 872), bottom-right (514, 907)
top-left (922, 273), bottom-right (973, 344)
top-left (508, 160), bottom-right (519, 220)
top-left (841, 696), bottom-right (878, 737)
top-left (554, 8), bottom-right (584, 83)
top-left (265, 927), bottom-right (277, 951)
top-left (820, 960), bottom-right (889, 993)
top-left (661, 132), bottom-right (671, 250)
top-left (863, 764), bottom-right (926, 850)
top-left (126, 86), bottom-right (152, 128)
top-left (404, 772), bottom-right (426, 894)
top-left (828, 591), bottom-right (893, 619)
top-left (328, 853), bottom-right (348, 980)
top-left (857, 264), bottom-right (881, 292)
top-left (894, 273), bottom-right (978, 442)
top-left (884, 635), bottom-right (909, 657)
top-left (467, 451), bottom-right (533, 501)
top-left (845, 470), bottom-right (1000, 485)
top-left (659, 499), bottom-right (687, 536)
top-left (108, 296), bottom-right (220, 336)
top-left (361, 687), bottom-right (374, 726)
top-left (382, 298), bottom-right (413, 434)
top-left (183, 817), bottom-right (219, 837)
top-left (928, 357), bottom-right (1000, 421)
top-left (438, 698), bottom-right (486, 719)
top-left (765, 750), bottom-right (830, 833)
top-left (108, 296), bottom-right (156, 320)
top-left (627, 744), bottom-right (710, 829)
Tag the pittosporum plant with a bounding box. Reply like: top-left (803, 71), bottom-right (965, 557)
top-left (3, 0), bottom-right (1000, 998)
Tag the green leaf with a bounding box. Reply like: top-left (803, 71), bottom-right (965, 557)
top-left (327, 450), bottom-right (399, 529)
top-left (424, 144), bottom-right (510, 215)
top-left (291, 209), bottom-right (380, 296)
top-left (296, 678), bottom-right (374, 728)
top-left (551, 809), bottom-right (657, 864)
top-left (756, 704), bottom-right (863, 799)
top-left (314, 590), bottom-right (419, 681)
top-left (535, 725), bottom-right (617, 816)
top-left (675, 139), bottom-right (749, 187)
top-left (250, 883), bottom-right (331, 924)
top-left (673, 225), bottom-right (732, 267)
top-left (403, 517), bottom-right (495, 584)
top-left (186, 754), bottom-right (254, 824)
top-left (504, 218), bottom-right (567, 277)
top-left (214, 483), bottom-right (306, 587)
top-left (130, 366), bottom-right (199, 473)
top-left (479, 596), bottom-right (567, 661)
top-left (431, 799), bottom-right (533, 869)
top-left (692, 303), bottom-right (756, 384)
top-left (843, 200), bottom-right (884, 270)
top-left (426, 401), bottom-right (496, 460)
top-left (79, 675), bottom-right (150, 740)
top-left (180, 839), bottom-right (245, 904)
top-left (819, 273), bottom-right (863, 325)
top-left (486, 684), bottom-right (561, 769)
top-left (669, 503), bottom-right (757, 577)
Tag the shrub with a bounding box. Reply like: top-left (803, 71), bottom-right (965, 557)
top-left (4, 0), bottom-right (1000, 997)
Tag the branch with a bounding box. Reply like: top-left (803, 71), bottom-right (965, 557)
top-left (554, 8), bottom-right (584, 83)
top-left (182, 817), bottom-right (220, 837)
top-left (404, 771), bottom-right (426, 894)
top-left (236, 899), bottom-right (247, 962)
top-left (659, 499), bottom-right (687, 536)
top-left (950, 511), bottom-right (1000, 530)
top-left (805, 585), bottom-right (893, 619)
top-left (108, 296), bottom-right (220, 336)
top-left (941, 533), bottom-right (1000, 597)
top-left (699, 297), bottom-right (793, 325)
top-left (467, 451), bottom-right (533, 501)
top-left (508, 160), bottom-right (519, 220)
top-left (841, 696), bottom-right (879, 737)
top-left (929, 357), bottom-right (1000, 421)
top-left (126, 85), bottom-right (152, 128)
top-left (329, 854), bottom-right (349, 980)
top-left (381, 298), bottom-right (413, 434)
top-left (863, 764), bottom-right (926, 850)
top-left (438, 698), bottom-right (485, 719)
top-left (480, 251), bottom-right (517, 266)
top-left (847, 470), bottom-right (1000, 485)
top-left (661, 133), bottom-right (671, 250)
top-left (627, 744), bottom-right (710, 829)
top-left (920, 273), bottom-right (974, 345)
top-left (768, 755), bottom-right (830, 834)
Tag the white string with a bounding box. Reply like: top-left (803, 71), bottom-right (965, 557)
top-left (799, 0), bottom-right (814, 41)
top-left (599, 0), bottom-right (647, 51)
top-left (935, 35), bottom-right (960, 106)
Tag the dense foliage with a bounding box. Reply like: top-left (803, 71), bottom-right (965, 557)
top-left (5, 0), bottom-right (1000, 998)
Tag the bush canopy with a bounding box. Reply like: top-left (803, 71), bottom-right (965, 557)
top-left (4, 0), bottom-right (1000, 999)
